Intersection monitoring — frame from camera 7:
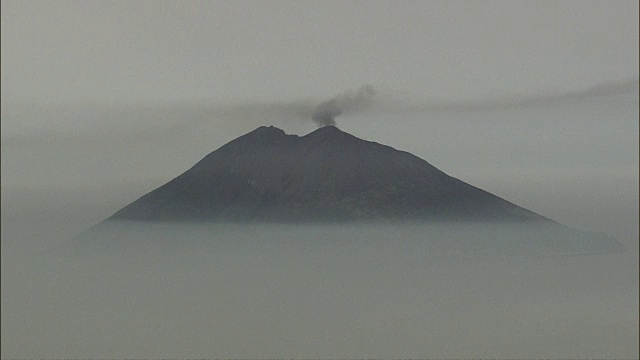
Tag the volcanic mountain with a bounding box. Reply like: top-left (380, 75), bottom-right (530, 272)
top-left (107, 125), bottom-right (550, 223)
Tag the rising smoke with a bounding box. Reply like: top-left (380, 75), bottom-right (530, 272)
top-left (311, 85), bottom-right (376, 127)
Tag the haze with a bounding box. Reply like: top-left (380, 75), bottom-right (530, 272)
top-left (1, 1), bottom-right (638, 358)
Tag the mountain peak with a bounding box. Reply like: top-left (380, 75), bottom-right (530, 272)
top-left (75, 124), bottom-right (623, 255)
top-left (107, 125), bottom-right (555, 223)
top-left (306, 125), bottom-right (347, 136)
top-left (303, 125), bottom-right (361, 147)
top-left (245, 125), bottom-right (345, 140)
top-left (247, 125), bottom-right (288, 137)
top-left (311, 124), bottom-right (342, 132)
top-left (220, 125), bottom-right (292, 151)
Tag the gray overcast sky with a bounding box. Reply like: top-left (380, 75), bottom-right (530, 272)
top-left (1, 0), bottom-right (638, 105)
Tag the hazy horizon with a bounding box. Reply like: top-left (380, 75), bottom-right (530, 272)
top-left (2, 1), bottom-right (638, 105)
top-left (2, 1), bottom-right (638, 358)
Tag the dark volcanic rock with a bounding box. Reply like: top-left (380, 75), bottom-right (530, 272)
top-left (108, 125), bottom-right (551, 223)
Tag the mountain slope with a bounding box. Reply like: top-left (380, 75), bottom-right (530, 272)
top-left (107, 125), bottom-right (549, 223)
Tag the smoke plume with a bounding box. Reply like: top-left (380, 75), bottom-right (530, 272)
top-left (312, 85), bottom-right (376, 127)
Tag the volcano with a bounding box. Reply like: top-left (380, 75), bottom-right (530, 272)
top-left (107, 125), bottom-right (551, 223)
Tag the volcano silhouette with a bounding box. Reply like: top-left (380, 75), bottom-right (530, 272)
top-left (108, 125), bottom-right (551, 223)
